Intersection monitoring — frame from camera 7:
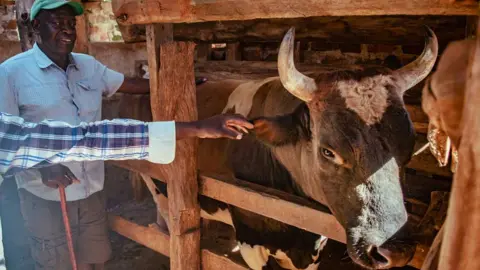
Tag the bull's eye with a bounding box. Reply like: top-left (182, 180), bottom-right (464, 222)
top-left (320, 147), bottom-right (345, 165)
top-left (322, 148), bottom-right (335, 158)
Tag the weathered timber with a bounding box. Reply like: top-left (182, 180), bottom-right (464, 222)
top-left (129, 171), bottom-right (147, 202)
top-left (72, 0), bottom-right (89, 54)
top-left (147, 24), bottom-right (200, 269)
top-left (108, 216), bottom-right (250, 270)
top-left (200, 173), bottom-right (344, 242)
top-left (15, 0), bottom-right (35, 52)
top-left (108, 214), bottom-right (170, 256)
top-left (439, 16), bottom-right (480, 270)
top-left (112, 0), bottom-right (477, 25)
top-left (411, 191), bottom-right (449, 270)
top-left (421, 224), bottom-right (443, 270)
top-left (226, 42), bottom-right (242, 61)
top-left (146, 24), bottom-right (173, 121)
top-left (140, 173), bottom-right (170, 231)
top-left (117, 15), bottom-right (468, 46)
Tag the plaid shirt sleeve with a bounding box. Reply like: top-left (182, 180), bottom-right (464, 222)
top-left (0, 112), bottom-right (152, 176)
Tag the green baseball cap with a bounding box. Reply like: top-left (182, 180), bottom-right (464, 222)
top-left (30, 0), bottom-right (84, 21)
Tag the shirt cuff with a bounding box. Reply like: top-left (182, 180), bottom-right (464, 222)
top-left (147, 121), bottom-right (176, 164)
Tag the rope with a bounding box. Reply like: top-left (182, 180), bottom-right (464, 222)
top-left (59, 186), bottom-right (78, 270)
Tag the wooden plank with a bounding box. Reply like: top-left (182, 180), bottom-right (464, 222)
top-left (112, 0), bottom-right (477, 25)
top-left (196, 43), bottom-right (211, 61)
top-left (146, 24), bottom-right (173, 121)
top-left (157, 39), bottom-right (201, 270)
top-left (226, 42), bottom-right (241, 61)
top-left (108, 215), bottom-right (249, 269)
top-left (439, 15), bottom-right (480, 270)
top-left (72, 0), bottom-right (89, 54)
top-left (130, 171), bottom-right (148, 202)
top-left (108, 214), bottom-right (170, 256)
top-left (15, 0), bottom-right (35, 52)
top-left (200, 174), bottom-right (345, 242)
top-left (117, 15), bottom-right (468, 45)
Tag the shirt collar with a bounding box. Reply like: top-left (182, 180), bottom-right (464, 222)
top-left (33, 43), bottom-right (78, 70)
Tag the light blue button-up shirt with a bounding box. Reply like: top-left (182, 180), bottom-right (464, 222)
top-left (0, 43), bottom-right (126, 201)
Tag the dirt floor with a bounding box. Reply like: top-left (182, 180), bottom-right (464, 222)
top-left (103, 164), bottom-right (170, 270)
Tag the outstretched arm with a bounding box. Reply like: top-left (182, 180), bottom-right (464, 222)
top-left (0, 112), bottom-right (252, 185)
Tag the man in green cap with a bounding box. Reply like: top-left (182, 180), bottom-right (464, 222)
top-left (0, 1), bottom-right (150, 269)
top-left (0, 0), bottom-right (224, 269)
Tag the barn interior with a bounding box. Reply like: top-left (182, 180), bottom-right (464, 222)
top-left (0, 0), bottom-right (477, 269)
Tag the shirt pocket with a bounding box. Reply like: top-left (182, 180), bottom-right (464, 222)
top-left (17, 82), bottom-right (71, 117)
top-left (76, 80), bottom-right (103, 120)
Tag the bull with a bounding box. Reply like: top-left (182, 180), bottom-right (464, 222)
top-left (155, 26), bottom-right (439, 270)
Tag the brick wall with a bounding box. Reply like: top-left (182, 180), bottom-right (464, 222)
top-left (0, 5), bottom-right (18, 41)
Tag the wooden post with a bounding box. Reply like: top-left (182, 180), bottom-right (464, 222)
top-left (226, 42), bottom-right (241, 61)
top-left (438, 15), bottom-right (480, 270)
top-left (72, 0), bottom-right (89, 54)
top-left (145, 23), bottom-right (200, 270)
top-left (196, 43), bottom-right (211, 61)
top-left (15, 0), bottom-right (35, 52)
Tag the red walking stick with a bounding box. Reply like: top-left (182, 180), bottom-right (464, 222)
top-left (59, 186), bottom-right (78, 270)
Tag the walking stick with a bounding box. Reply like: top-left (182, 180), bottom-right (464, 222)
top-left (59, 186), bottom-right (78, 270)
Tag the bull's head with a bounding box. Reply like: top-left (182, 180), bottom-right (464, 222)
top-left (254, 27), bottom-right (438, 269)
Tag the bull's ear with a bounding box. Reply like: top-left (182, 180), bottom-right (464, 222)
top-left (252, 108), bottom-right (310, 146)
top-left (252, 117), bottom-right (292, 146)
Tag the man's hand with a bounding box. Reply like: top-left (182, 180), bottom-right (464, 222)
top-left (176, 114), bottom-right (254, 140)
top-left (38, 164), bottom-right (80, 189)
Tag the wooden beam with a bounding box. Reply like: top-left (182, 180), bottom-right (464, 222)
top-left (146, 24), bottom-right (173, 121)
top-left (108, 215), bottom-right (248, 269)
top-left (108, 214), bottom-right (170, 256)
top-left (72, 0), bottom-right (89, 54)
top-left (117, 15), bottom-right (468, 45)
top-left (200, 174), bottom-right (345, 242)
top-left (226, 42), bottom-right (241, 62)
top-left (438, 15), bottom-right (480, 270)
top-left (112, 0), bottom-right (477, 25)
top-left (15, 0), bottom-right (35, 52)
top-left (146, 23), bottom-right (201, 270)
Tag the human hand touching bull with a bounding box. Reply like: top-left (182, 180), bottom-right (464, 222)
top-left (39, 113), bottom-right (254, 188)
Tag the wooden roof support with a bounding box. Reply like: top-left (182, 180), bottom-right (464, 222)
top-left (145, 23), bottom-right (201, 270)
top-left (439, 14), bottom-right (480, 270)
top-left (112, 0), bottom-right (477, 25)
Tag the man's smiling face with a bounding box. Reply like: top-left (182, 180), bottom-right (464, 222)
top-left (34, 5), bottom-right (77, 55)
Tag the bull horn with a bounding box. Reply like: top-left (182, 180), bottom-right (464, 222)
top-left (392, 26), bottom-right (438, 95)
top-left (278, 27), bottom-right (318, 102)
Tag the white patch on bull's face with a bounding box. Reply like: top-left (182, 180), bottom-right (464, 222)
top-left (337, 75), bottom-right (392, 125)
top-left (349, 157), bottom-right (407, 247)
top-left (222, 77), bottom-right (277, 116)
top-left (200, 208), bottom-right (234, 227)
